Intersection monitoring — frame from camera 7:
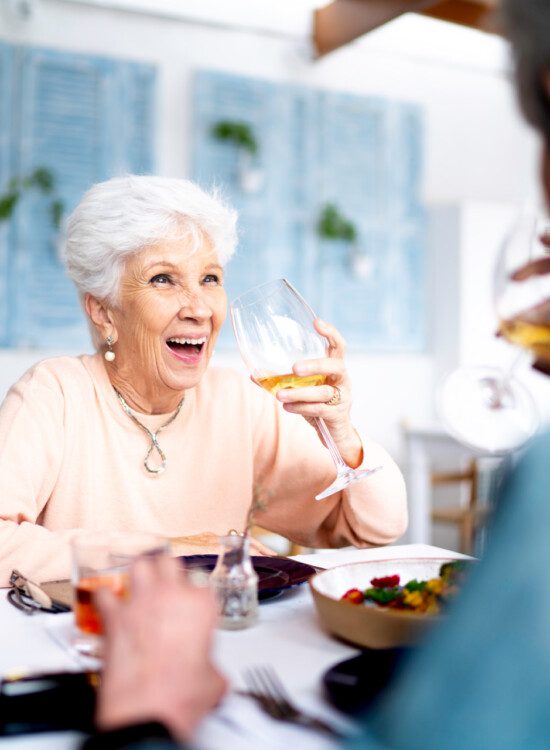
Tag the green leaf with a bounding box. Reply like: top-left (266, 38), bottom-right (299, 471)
top-left (403, 579), bottom-right (426, 592)
top-left (51, 199), bottom-right (64, 230)
top-left (28, 167), bottom-right (55, 193)
top-left (342, 221), bottom-right (357, 242)
top-left (0, 192), bottom-right (19, 221)
top-left (1, 167), bottom-right (60, 228)
top-left (439, 561), bottom-right (473, 584)
top-left (317, 203), bottom-right (358, 242)
top-left (364, 586), bottom-right (401, 604)
top-left (211, 120), bottom-right (258, 155)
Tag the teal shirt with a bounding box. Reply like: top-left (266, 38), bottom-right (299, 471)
top-left (349, 431), bottom-right (550, 750)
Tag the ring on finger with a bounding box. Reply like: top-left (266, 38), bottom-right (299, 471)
top-left (325, 385), bottom-right (342, 406)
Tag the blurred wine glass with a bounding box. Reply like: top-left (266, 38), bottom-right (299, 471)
top-left (230, 278), bottom-right (380, 500)
top-left (438, 208), bottom-right (547, 454)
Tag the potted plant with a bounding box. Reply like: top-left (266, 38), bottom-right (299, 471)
top-left (211, 120), bottom-right (263, 193)
top-left (316, 203), bottom-right (372, 279)
top-left (211, 120), bottom-right (258, 155)
top-left (317, 203), bottom-right (357, 243)
top-left (0, 167), bottom-right (63, 230)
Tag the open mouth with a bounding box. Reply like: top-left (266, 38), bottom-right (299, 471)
top-left (166, 336), bottom-right (207, 356)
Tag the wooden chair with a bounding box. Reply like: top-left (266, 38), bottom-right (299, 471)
top-left (430, 458), bottom-right (491, 555)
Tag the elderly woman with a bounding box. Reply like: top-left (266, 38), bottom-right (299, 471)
top-left (0, 176), bottom-right (406, 585)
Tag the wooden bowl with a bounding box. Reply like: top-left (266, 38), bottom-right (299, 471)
top-left (309, 557), bottom-right (457, 649)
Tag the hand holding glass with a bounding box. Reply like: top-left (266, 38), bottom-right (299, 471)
top-left (439, 209), bottom-right (545, 454)
top-left (496, 210), bottom-right (550, 362)
top-left (230, 278), bottom-right (380, 500)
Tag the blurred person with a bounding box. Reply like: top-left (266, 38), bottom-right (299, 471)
top-left (0, 175), bottom-right (407, 585)
top-left (347, 0), bottom-right (550, 746)
top-left (79, 1), bottom-right (550, 749)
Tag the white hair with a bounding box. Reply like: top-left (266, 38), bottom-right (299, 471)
top-left (62, 175), bottom-right (238, 305)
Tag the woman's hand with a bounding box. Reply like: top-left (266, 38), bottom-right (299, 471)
top-left (275, 318), bottom-right (363, 468)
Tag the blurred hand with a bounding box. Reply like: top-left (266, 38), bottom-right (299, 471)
top-left (94, 555), bottom-right (227, 743)
top-left (275, 318), bottom-right (363, 468)
top-left (510, 257), bottom-right (550, 281)
top-left (509, 231), bottom-right (550, 375)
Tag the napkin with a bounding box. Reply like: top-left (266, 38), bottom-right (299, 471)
top-left (43, 613), bottom-right (102, 672)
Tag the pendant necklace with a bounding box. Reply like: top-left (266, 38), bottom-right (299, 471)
top-left (114, 388), bottom-right (184, 476)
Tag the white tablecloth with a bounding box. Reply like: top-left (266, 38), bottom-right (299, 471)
top-left (0, 544), bottom-right (464, 750)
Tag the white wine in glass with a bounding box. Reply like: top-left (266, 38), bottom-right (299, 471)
top-left (438, 209), bottom-right (545, 455)
top-left (496, 211), bottom-right (550, 361)
top-left (230, 278), bottom-right (380, 500)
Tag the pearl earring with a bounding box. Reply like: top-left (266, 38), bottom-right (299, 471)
top-left (104, 335), bottom-right (116, 362)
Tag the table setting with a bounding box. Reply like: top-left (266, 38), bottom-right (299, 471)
top-left (0, 543), bottom-right (468, 750)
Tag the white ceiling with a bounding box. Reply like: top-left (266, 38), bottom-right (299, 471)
top-left (63, 0), bottom-right (510, 72)
top-left (352, 13), bottom-right (509, 73)
top-left (62, 0), bottom-right (321, 35)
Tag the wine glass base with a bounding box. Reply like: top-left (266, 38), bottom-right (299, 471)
top-left (72, 629), bottom-right (104, 659)
top-left (315, 466), bottom-right (382, 501)
top-left (438, 366), bottom-right (539, 455)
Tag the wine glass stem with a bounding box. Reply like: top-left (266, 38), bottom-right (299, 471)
top-left (501, 350), bottom-right (525, 386)
top-left (313, 417), bottom-right (349, 472)
top-left (490, 351), bottom-right (525, 406)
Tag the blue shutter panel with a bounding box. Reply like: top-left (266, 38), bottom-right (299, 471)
top-left (8, 46), bottom-right (156, 349)
top-left (317, 93), bottom-right (426, 351)
top-left (316, 92), bottom-right (390, 348)
top-left (106, 61), bottom-right (156, 175)
top-left (193, 71), bottom-right (426, 352)
top-left (386, 105), bottom-right (426, 351)
top-left (0, 43), bottom-right (15, 346)
top-left (194, 71), bottom-right (277, 348)
top-left (15, 48), bottom-right (109, 348)
top-left (193, 71), bottom-right (314, 348)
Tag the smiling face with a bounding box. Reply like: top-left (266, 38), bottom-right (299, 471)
top-left (102, 232), bottom-right (226, 413)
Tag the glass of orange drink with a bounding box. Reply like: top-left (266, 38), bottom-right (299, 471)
top-left (71, 531), bottom-right (169, 656)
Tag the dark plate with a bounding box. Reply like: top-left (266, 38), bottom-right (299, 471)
top-left (0, 671), bottom-right (97, 736)
top-left (322, 647), bottom-right (413, 715)
top-left (179, 555), bottom-right (317, 601)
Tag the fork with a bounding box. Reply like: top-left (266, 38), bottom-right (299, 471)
top-left (242, 665), bottom-right (346, 740)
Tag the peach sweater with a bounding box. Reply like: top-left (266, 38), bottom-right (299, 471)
top-left (0, 354), bottom-right (407, 584)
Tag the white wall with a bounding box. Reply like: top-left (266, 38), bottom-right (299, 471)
top-left (0, 0), bottom-right (545, 462)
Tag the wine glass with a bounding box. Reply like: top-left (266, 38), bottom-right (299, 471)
top-left (438, 208), bottom-right (548, 455)
top-left (230, 278), bottom-right (380, 500)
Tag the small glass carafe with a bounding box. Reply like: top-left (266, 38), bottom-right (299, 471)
top-left (210, 533), bottom-right (258, 630)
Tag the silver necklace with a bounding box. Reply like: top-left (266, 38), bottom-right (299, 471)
top-left (114, 388), bottom-right (184, 476)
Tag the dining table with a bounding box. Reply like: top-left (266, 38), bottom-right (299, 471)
top-left (0, 543), bottom-right (466, 750)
